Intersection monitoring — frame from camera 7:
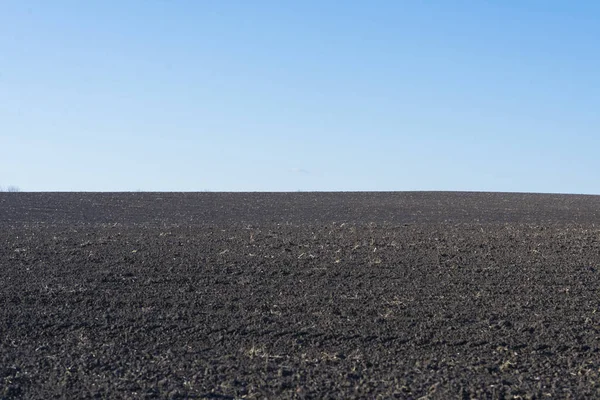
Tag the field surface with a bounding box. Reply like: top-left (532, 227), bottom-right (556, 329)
top-left (2, 192), bottom-right (600, 399)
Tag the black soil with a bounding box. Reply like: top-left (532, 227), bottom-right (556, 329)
top-left (2, 192), bottom-right (600, 399)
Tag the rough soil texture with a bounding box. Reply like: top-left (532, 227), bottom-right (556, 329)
top-left (2, 192), bottom-right (600, 399)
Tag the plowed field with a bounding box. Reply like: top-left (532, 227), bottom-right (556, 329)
top-left (2, 192), bottom-right (600, 399)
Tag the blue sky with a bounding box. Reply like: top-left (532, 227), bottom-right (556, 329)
top-left (1, 1), bottom-right (599, 192)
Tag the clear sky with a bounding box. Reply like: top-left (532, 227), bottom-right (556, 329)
top-left (1, 1), bottom-right (599, 193)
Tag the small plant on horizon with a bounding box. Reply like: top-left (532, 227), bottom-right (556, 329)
top-left (6, 186), bottom-right (20, 192)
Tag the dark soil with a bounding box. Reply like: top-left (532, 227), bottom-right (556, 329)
top-left (2, 192), bottom-right (600, 399)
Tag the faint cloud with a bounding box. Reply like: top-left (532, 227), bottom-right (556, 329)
top-left (290, 168), bottom-right (310, 174)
